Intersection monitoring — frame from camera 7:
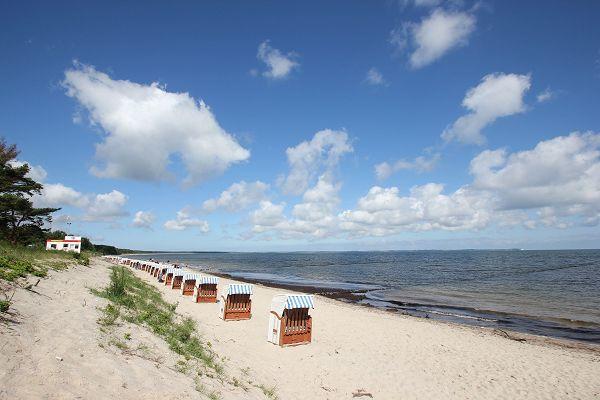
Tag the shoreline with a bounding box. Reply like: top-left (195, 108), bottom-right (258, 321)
top-left (205, 270), bottom-right (600, 348)
top-left (3, 257), bottom-right (600, 399)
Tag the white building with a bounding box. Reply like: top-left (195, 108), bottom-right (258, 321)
top-left (46, 235), bottom-right (82, 254)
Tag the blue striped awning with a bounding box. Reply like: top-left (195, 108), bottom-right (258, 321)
top-left (199, 276), bottom-right (219, 285)
top-left (183, 273), bottom-right (199, 281)
top-left (286, 295), bottom-right (315, 310)
top-left (227, 284), bottom-right (252, 295)
top-left (172, 269), bottom-right (184, 277)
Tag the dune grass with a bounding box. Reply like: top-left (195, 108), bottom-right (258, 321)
top-left (0, 241), bottom-right (91, 282)
top-left (92, 266), bottom-right (221, 373)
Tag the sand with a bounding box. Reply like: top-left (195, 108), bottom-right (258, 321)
top-left (1, 258), bottom-right (599, 400)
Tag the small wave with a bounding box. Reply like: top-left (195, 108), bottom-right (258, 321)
top-left (425, 309), bottom-right (498, 322)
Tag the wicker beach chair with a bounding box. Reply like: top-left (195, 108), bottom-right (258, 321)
top-left (164, 268), bottom-right (175, 286)
top-left (268, 294), bottom-right (314, 347)
top-left (220, 284), bottom-right (253, 321)
top-left (181, 273), bottom-right (199, 296)
top-left (171, 270), bottom-right (184, 290)
top-left (194, 276), bottom-right (219, 303)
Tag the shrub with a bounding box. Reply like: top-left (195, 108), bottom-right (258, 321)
top-left (0, 300), bottom-right (9, 313)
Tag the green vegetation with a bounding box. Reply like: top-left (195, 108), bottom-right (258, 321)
top-left (0, 241), bottom-right (92, 282)
top-left (92, 266), bottom-right (222, 373)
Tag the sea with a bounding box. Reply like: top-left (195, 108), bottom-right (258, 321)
top-left (138, 250), bottom-right (600, 343)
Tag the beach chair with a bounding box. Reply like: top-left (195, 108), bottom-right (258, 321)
top-left (220, 284), bottom-right (253, 321)
top-left (164, 268), bottom-right (175, 286)
top-left (152, 264), bottom-right (161, 278)
top-left (194, 276), bottom-right (219, 303)
top-left (158, 266), bottom-right (168, 282)
top-left (268, 294), bottom-right (314, 347)
top-left (171, 271), bottom-right (184, 290)
top-left (181, 273), bottom-right (198, 296)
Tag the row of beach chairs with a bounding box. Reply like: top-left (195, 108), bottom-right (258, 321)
top-left (103, 256), bottom-right (314, 347)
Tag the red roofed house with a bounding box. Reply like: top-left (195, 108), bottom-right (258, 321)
top-left (46, 235), bottom-right (82, 254)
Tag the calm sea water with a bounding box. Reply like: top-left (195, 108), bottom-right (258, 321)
top-left (140, 250), bottom-right (600, 343)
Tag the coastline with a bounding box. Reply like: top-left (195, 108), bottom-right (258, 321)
top-left (135, 250), bottom-right (600, 345)
top-left (207, 270), bottom-right (600, 352)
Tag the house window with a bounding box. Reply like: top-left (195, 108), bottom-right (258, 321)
top-left (51, 244), bottom-right (57, 249)
top-left (75, 245), bottom-right (79, 249)
top-left (63, 244), bottom-right (68, 248)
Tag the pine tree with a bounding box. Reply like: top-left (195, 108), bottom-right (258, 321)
top-left (0, 138), bottom-right (60, 244)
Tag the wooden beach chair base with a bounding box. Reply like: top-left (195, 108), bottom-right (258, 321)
top-left (221, 294), bottom-right (252, 321)
top-left (172, 276), bottom-right (183, 290)
top-left (182, 280), bottom-right (195, 296)
top-left (195, 284), bottom-right (218, 303)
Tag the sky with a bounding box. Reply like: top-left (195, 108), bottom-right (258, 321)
top-left (1, 0), bottom-right (600, 251)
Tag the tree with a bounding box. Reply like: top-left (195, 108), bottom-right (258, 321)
top-left (0, 138), bottom-right (60, 244)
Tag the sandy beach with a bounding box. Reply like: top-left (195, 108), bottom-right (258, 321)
top-left (1, 257), bottom-right (599, 400)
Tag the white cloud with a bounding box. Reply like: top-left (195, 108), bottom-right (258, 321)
top-left (132, 211), bottom-right (155, 229)
top-left (536, 88), bottom-right (554, 103)
top-left (33, 183), bottom-right (89, 208)
top-left (375, 153), bottom-right (440, 180)
top-left (442, 73), bottom-right (531, 144)
top-left (365, 68), bottom-right (387, 86)
top-left (469, 132), bottom-right (600, 211)
top-left (246, 132), bottom-right (600, 240)
top-left (62, 63), bottom-right (249, 186)
top-left (83, 190), bottom-right (129, 221)
top-left (202, 181), bottom-right (269, 213)
top-left (279, 129), bottom-right (353, 195)
top-left (392, 8), bottom-right (476, 69)
top-left (339, 184), bottom-right (493, 236)
top-left (33, 184), bottom-right (129, 223)
top-left (8, 160), bottom-right (48, 182)
top-left (250, 175), bottom-right (342, 239)
top-left (257, 40), bottom-right (299, 80)
top-left (164, 209), bottom-right (209, 233)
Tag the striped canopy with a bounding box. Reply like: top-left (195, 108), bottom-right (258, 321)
top-left (198, 276), bottom-right (219, 285)
top-left (172, 270), bottom-right (184, 277)
top-left (183, 273), bottom-right (199, 281)
top-left (165, 268), bottom-right (176, 275)
top-left (286, 295), bottom-right (315, 310)
top-left (227, 284), bottom-right (252, 295)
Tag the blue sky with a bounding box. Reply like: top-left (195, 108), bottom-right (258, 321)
top-left (1, 0), bottom-right (599, 251)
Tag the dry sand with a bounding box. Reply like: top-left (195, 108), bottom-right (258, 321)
top-left (1, 258), bottom-right (599, 399)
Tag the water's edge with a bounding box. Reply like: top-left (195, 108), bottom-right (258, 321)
top-left (204, 270), bottom-right (600, 344)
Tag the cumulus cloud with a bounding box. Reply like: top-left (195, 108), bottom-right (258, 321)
top-left (62, 63), bottom-right (249, 186)
top-left (257, 40), bottom-right (299, 80)
top-left (339, 184), bottom-right (493, 236)
top-left (8, 160), bottom-right (47, 182)
top-left (279, 129), bottom-right (353, 195)
top-left (33, 184), bottom-right (129, 222)
top-left (202, 181), bottom-right (269, 213)
top-left (246, 132), bottom-right (600, 240)
top-left (375, 153), bottom-right (440, 180)
top-left (251, 175), bottom-right (342, 239)
top-left (391, 8), bottom-right (476, 69)
top-left (33, 183), bottom-right (89, 209)
top-left (132, 211), bottom-right (155, 229)
top-left (82, 190), bottom-right (129, 221)
top-left (365, 68), bottom-right (387, 86)
top-left (164, 209), bottom-right (209, 233)
top-left (442, 73), bottom-right (531, 144)
top-left (469, 132), bottom-right (600, 211)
